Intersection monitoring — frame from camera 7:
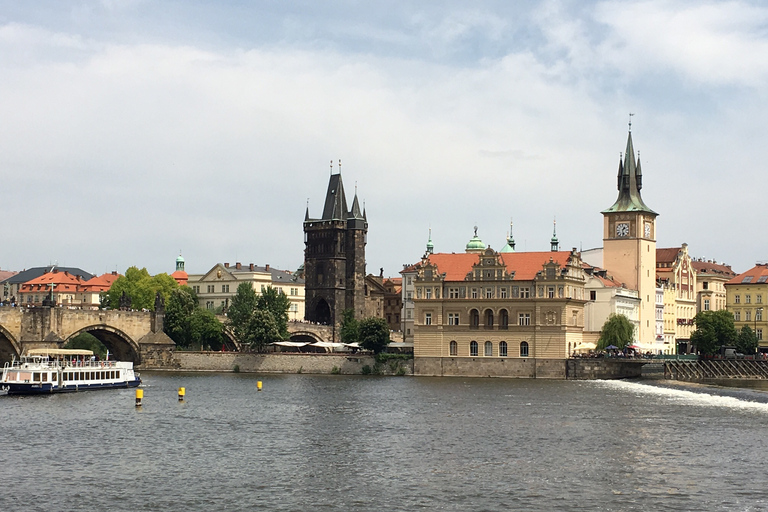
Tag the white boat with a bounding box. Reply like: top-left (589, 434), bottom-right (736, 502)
top-left (1, 348), bottom-right (141, 395)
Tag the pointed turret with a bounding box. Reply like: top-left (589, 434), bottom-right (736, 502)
top-left (602, 130), bottom-right (657, 215)
top-left (500, 219), bottom-right (516, 253)
top-left (321, 173), bottom-right (348, 221)
top-left (550, 218), bottom-right (559, 252)
top-left (350, 193), bottom-right (364, 220)
top-left (426, 228), bottom-right (434, 254)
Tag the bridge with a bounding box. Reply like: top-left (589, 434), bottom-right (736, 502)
top-left (0, 306), bottom-right (175, 367)
top-left (0, 307), bottom-right (336, 367)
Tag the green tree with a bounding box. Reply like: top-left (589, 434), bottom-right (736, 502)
top-left (359, 317), bottom-right (390, 354)
top-left (736, 325), bottom-right (759, 355)
top-left (189, 308), bottom-right (224, 351)
top-left (104, 266), bottom-right (178, 310)
top-left (597, 314), bottom-right (634, 350)
top-left (164, 287), bottom-right (224, 350)
top-left (690, 310), bottom-right (737, 356)
top-left (64, 332), bottom-right (107, 359)
top-left (339, 309), bottom-right (360, 344)
top-left (227, 282), bottom-right (285, 352)
top-left (257, 286), bottom-right (291, 339)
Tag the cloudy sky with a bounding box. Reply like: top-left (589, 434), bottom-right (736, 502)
top-left (1, 0), bottom-right (766, 278)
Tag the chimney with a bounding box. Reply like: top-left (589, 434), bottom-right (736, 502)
top-left (265, 264), bottom-right (270, 271)
top-left (236, 262), bottom-right (242, 270)
top-left (249, 263), bottom-right (254, 271)
top-left (224, 263), bottom-right (229, 268)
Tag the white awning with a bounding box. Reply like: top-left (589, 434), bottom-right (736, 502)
top-left (271, 341), bottom-right (309, 347)
top-left (309, 342), bottom-right (346, 348)
top-left (26, 348), bottom-right (94, 356)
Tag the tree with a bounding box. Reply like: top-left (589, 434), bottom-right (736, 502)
top-left (256, 286), bottom-right (291, 339)
top-left (339, 309), bottom-right (359, 344)
top-left (736, 325), bottom-right (759, 355)
top-left (690, 310), bottom-right (737, 356)
top-left (359, 317), bottom-right (390, 354)
top-left (227, 282), bottom-right (285, 352)
top-left (164, 287), bottom-right (224, 350)
top-left (103, 266), bottom-right (178, 310)
top-left (597, 314), bottom-right (634, 350)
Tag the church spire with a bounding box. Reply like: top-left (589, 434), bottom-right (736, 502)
top-left (602, 122), bottom-right (657, 215)
top-left (426, 227), bottom-right (434, 254)
top-left (500, 218), bottom-right (516, 253)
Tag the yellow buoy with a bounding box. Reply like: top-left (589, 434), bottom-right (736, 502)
top-left (178, 387), bottom-right (185, 401)
top-left (135, 388), bottom-right (143, 407)
top-left (257, 380), bottom-right (262, 391)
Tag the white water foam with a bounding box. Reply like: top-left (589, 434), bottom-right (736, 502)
top-left (592, 379), bottom-right (768, 413)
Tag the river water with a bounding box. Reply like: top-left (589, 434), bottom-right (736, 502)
top-left (2, 373), bottom-right (768, 511)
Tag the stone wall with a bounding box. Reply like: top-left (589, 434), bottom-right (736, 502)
top-left (162, 352), bottom-right (413, 376)
top-left (566, 359), bottom-right (646, 379)
top-left (414, 357), bottom-right (567, 379)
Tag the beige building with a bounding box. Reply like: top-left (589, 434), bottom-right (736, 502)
top-left (726, 263), bottom-right (768, 349)
top-left (656, 245), bottom-right (697, 353)
top-left (411, 234), bottom-right (587, 370)
top-left (187, 262), bottom-right (305, 320)
top-left (692, 259), bottom-right (735, 313)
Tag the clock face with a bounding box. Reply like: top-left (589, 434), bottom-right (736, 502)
top-left (644, 222), bottom-right (651, 238)
top-left (616, 222), bottom-right (629, 237)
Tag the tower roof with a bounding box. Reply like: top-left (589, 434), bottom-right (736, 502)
top-left (465, 227), bottom-right (486, 253)
top-left (602, 131), bottom-right (658, 215)
top-left (321, 173), bottom-right (349, 220)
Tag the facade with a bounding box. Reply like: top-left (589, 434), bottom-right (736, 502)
top-left (583, 267), bottom-right (640, 342)
top-left (382, 277), bottom-right (402, 333)
top-left (411, 236), bottom-right (587, 369)
top-left (601, 130), bottom-right (658, 350)
top-left (187, 262), bottom-right (305, 320)
top-left (303, 170), bottom-right (367, 335)
top-left (726, 263), bottom-right (768, 348)
top-left (17, 270), bottom-right (119, 308)
top-left (656, 245), bottom-right (697, 353)
top-left (2, 266), bottom-right (93, 304)
top-left (692, 258), bottom-right (735, 313)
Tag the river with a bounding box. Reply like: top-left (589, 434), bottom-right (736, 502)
top-left (2, 373), bottom-right (767, 511)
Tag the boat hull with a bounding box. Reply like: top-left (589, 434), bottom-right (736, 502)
top-left (4, 378), bottom-right (141, 395)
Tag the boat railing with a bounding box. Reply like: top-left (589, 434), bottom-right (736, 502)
top-left (5, 358), bottom-right (121, 370)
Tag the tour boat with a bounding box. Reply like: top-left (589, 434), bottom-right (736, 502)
top-left (1, 348), bottom-right (141, 395)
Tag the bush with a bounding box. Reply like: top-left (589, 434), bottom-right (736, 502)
top-left (361, 365), bottom-right (372, 375)
top-left (395, 367), bottom-right (406, 376)
top-left (233, 364), bottom-right (240, 373)
top-left (331, 366), bottom-right (340, 375)
top-left (375, 353), bottom-right (413, 363)
top-left (297, 366), bottom-right (303, 374)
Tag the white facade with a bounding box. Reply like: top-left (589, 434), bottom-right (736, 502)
top-left (584, 272), bottom-right (640, 341)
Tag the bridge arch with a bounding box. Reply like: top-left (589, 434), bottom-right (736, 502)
top-left (0, 325), bottom-right (20, 364)
top-left (289, 330), bottom-right (325, 344)
top-left (66, 325), bottom-right (141, 365)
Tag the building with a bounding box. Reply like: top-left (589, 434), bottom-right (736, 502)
top-left (656, 245), bottom-right (697, 353)
top-left (692, 258), bottom-right (735, 313)
top-left (583, 266), bottom-right (640, 345)
top-left (1, 266), bottom-right (93, 303)
top-left (171, 254), bottom-right (188, 286)
top-left (187, 262), bottom-right (305, 320)
top-left (411, 227), bottom-right (587, 375)
top-left (17, 269), bottom-right (119, 308)
top-left (382, 277), bottom-right (402, 333)
top-left (726, 263), bottom-right (768, 349)
top-left (601, 129), bottom-right (658, 350)
top-left (303, 168), bottom-right (367, 335)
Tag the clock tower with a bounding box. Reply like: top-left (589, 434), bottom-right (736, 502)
top-left (602, 128), bottom-right (658, 347)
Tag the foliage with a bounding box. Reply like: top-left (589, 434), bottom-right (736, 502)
top-left (691, 310), bottom-right (737, 356)
top-left (359, 317), bottom-right (390, 354)
top-left (233, 364), bottom-right (240, 373)
top-left (374, 353), bottom-right (413, 363)
top-left (339, 309), bottom-right (360, 344)
top-left (361, 365), bottom-right (371, 375)
top-left (736, 325), bottom-right (759, 355)
top-left (331, 366), bottom-right (340, 375)
top-left (104, 266), bottom-right (178, 310)
top-left (227, 283), bottom-right (286, 352)
top-left (164, 286), bottom-right (223, 350)
top-left (597, 314), bottom-right (635, 350)
top-left (64, 332), bottom-right (107, 359)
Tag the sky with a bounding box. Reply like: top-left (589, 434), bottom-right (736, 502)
top-left (1, 0), bottom-right (766, 278)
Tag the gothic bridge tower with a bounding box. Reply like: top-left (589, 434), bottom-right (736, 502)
top-left (602, 126), bottom-right (658, 347)
top-left (303, 165), bottom-right (367, 337)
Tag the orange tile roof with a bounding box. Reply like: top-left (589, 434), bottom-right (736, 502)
top-left (691, 260), bottom-right (735, 278)
top-left (423, 251), bottom-right (574, 282)
top-left (727, 264), bottom-right (768, 285)
top-left (81, 273), bottom-right (121, 292)
top-left (21, 271), bottom-right (84, 292)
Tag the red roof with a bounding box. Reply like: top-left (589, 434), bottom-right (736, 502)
top-left (423, 251), bottom-right (574, 282)
top-left (171, 270), bottom-right (189, 285)
top-left (727, 264), bottom-right (768, 285)
top-left (656, 247), bottom-right (682, 265)
top-left (81, 272), bottom-right (121, 292)
top-left (691, 260), bottom-right (735, 278)
top-left (21, 271), bottom-right (84, 292)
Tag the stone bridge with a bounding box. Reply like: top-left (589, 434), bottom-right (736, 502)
top-left (0, 306), bottom-right (175, 367)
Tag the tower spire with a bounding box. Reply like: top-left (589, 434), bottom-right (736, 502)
top-left (602, 121), bottom-right (657, 215)
top-left (426, 226), bottom-right (434, 254)
top-left (550, 217), bottom-right (559, 252)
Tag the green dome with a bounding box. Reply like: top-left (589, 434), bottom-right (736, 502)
top-left (465, 227), bottom-right (486, 253)
top-left (176, 254), bottom-right (185, 264)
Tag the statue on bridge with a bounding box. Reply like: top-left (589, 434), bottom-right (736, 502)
top-left (119, 291), bottom-right (131, 311)
top-left (154, 291), bottom-right (165, 312)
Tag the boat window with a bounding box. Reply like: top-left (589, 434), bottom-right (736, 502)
top-left (34, 373), bottom-right (41, 382)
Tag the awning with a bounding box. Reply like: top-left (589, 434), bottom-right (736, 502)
top-left (271, 341), bottom-right (309, 347)
top-left (309, 342), bottom-right (346, 348)
top-left (26, 348), bottom-right (94, 356)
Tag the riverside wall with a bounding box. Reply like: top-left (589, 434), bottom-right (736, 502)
top-left (415, 357), bottom-right (647, 380)
top-left (157, 352), bottom-right (413, 376)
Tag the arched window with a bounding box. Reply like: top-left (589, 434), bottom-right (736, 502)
top-left (520, 341), bottom-right (529, 358)
top-left (499, 341), bottom-right (508, 357)
top-left (484, 341), bottom-right (493, 356)
top-left (470, 340), bottom-right (478, 357)
top-left (484, 309), bottom-right (494, 328)
top-left (470, 309), bottom-right (480, 328)
top-left (499, 309), bottom-right (509, 329)
top-left (449, 340), bottom-right (457, 356)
